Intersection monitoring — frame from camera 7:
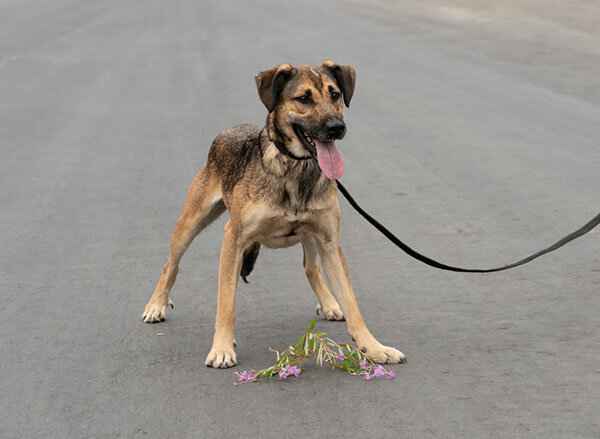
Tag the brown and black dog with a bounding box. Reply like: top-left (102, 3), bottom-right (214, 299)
top-left (142, 60), bottom-right (406, 368)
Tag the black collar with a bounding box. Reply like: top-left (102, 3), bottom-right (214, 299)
top-left (271, 138), bottom-right (313, 161)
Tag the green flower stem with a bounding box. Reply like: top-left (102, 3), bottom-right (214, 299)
top-left (233, 320), bottom-right (394, 385)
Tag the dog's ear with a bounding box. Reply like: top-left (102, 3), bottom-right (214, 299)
top-left (321, 60), bottom-right (356, 107)
top-left (255, 64), bottom-right (294, 113)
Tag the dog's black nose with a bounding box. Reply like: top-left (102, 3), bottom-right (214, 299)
top-left (326, 120), bottom-right (346, 139)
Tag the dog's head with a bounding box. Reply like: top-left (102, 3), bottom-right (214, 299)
top-left (255, 60), bottom-right (355, 179)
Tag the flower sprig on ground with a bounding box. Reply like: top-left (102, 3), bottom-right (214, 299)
top-left (233, 320), bottom-right (396, 385)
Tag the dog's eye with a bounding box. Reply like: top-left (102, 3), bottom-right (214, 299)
top-left (330, 91), bottom-right (341, 101)
top-left (295, 95), bottom-right (312, 104)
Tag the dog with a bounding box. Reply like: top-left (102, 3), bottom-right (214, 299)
top-left (142, 60), bottom-right (406, 368)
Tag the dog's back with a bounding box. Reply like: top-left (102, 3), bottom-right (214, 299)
top-left (207, 123), bottom-right (262, 196)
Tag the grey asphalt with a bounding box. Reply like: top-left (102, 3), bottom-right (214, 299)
top-left (1, 0), bottom-right (599, 438)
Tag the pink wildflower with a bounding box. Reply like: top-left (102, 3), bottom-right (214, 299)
top-left (373, 365), bottom-right (386, 377)
top-left (234, 370), bottom-right (256, 382)
top-left (279, 364), bottom-right (301, 379)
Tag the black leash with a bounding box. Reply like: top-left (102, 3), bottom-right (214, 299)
top-left (287, 139), bottom-right (599, 273)
top-left (336, 181), bottom-right (599, 273)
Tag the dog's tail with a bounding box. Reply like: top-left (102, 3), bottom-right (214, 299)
top-left (240, 242), bottom-right (261, 283)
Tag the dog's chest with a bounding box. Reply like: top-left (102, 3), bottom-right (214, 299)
top-left (274, 180), bottom-right (314, 213)
top-left (248, 208), bottom-right (317, 249)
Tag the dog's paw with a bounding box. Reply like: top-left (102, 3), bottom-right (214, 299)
top-left (316, 302), bottom-right (344, 321)
top-left (205, 347), bottom-right (237, 368)
top-left (362, 343), bottom-right (406, 364)
top-left (142, 298), bottom-right (174, 323)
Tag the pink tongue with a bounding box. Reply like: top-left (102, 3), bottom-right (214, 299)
top-left (314, 140), bottom-right (345, 180)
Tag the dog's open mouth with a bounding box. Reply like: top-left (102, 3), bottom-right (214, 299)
top-left (293, 124), bottom-right (345, 180)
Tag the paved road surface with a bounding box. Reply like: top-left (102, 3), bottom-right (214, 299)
top-left (1, 0), bottom-right (599, 437)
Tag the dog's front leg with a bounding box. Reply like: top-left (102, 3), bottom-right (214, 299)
top-left (315, 233), bottom-right (407, 364)
top-left (205, 220), bottom-right (243, 368)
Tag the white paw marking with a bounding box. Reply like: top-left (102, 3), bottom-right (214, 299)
top-left (316, 302), bottom-right (344, 321)
top-left (364, 344), bottom-right (407, 364)
top-left (205, 348), bottom-right (237, 368)
top-left (142, 299), bottom-right (173, 323)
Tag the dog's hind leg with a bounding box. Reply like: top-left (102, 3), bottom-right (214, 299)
top-left (143, 167), bottom-right (226, 323)
top-left (302, 241), bottom-right (344, 321)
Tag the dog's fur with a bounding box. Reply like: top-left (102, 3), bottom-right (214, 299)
top-left (142, 61), bottom-right (406, 368)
